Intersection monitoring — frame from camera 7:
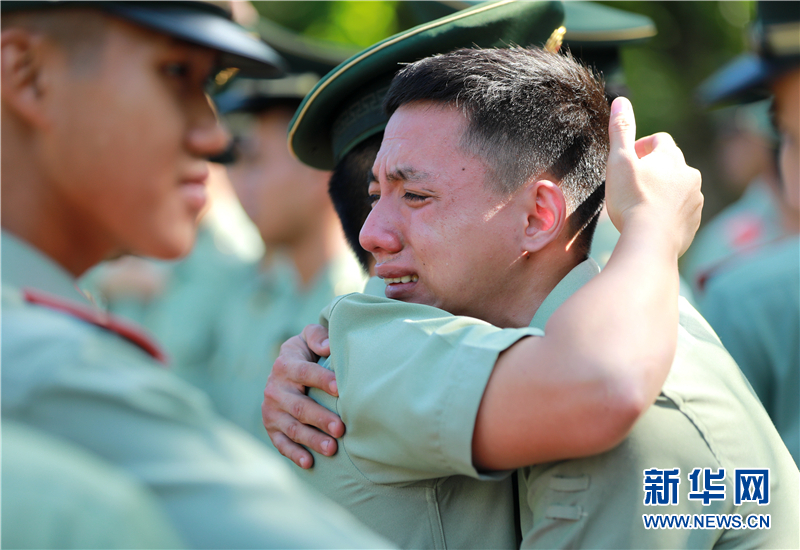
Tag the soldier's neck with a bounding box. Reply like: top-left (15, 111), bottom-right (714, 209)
top-left (262, 206), bottom-right (349, 289)
top-left (2, 177), bottom-right (114, 279)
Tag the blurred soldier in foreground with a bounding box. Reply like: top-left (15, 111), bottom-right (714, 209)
top-left (0, 2), bottom-right (388, 547)
top-left (81, 164), bottom-right (260, 374)
top-left (3, 421), bottom-right (183, 549)
top-left (699, 0), bottom-right (800, 466)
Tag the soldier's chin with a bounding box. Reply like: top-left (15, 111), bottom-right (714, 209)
top-left (136, 226), bottom-right (197, 261)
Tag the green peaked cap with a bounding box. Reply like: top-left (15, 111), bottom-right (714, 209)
top-left (407, 0), bottom-right (654, 46)
top-left (404, 1), bottom-right (655, 92)
top-left (215, 20), bottom-right (360, 115)
top-left (288, 0), bottom-right (564, 170)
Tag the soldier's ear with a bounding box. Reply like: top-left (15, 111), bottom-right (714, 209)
top-left (1, 27), bottom-right (51, 129)
top-left (520, 178), bottom-right (567, 254)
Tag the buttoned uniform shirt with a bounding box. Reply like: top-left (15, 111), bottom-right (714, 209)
top-left (2, 420), bottom-right (184, 549)
top-left (700, 235), bottom-right (799, 467)
top-left (203, 250), bottom-right (365, 443)
top-left (1, 231), bottom-right (390, 550)
top-left (681, 180), bottom-right (786, 296)
top-left (308, 259), bottom-right (799, 549)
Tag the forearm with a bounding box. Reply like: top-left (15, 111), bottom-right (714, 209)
top-left (554, 212), bottom-right (680, 413)
top-left (473, 219), bottom-right (679, 471)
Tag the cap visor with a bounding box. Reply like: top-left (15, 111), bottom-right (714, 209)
top-left (104, 3), bottom-right (285, 78)
top-left (699, 53), bottom-right (797, 106)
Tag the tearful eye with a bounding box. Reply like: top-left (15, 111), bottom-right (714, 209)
top-left (403, 192), bottom-right (427, 202)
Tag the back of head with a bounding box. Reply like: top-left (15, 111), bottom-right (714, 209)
top-left (329, 132), bottom-right (383, 273)
top-left (384, 46), bottom-right (610, 256)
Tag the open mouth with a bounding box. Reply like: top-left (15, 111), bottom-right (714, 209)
top-left (382, 275), bottom-right (419, 285)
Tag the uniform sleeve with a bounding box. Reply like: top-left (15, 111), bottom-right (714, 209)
top-left (1, 307), bottom-right (392, 550)
top-left (321, 293), bottom-right (542, 484)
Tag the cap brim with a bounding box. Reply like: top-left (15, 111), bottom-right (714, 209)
top-left (562, 1), bottom-right (655, 45)
top-left (698, 53), bottom-right (799, 106)
top-left (103, 3), bottom-right (285, 78)
top-left (289, 0), bottom-right (564, 170)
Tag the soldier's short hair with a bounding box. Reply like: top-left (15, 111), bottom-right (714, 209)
top-left (384, 47), bottom-right (610, 257)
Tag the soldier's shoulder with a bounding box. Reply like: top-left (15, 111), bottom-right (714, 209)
top-left (707, 236), bottom-right (799, 296)
top-left (1, 285), bottom-right (202, 415)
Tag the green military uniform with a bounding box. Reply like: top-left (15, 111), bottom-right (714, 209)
top-left (590, 213), bottom-right (698, 307)
top-left (2, 420), bottom-right (184, 550)
top-left (700, 236), bottom-right (799, 466)
top-left (1, 231), bottom-right (389, 549)
top-left (81, 218), bottom-right (256, 378)
top-left (681, 180), bottom-right (786, 295)
top-left (202, 29), bottom-right (366, 440)
top-left (303, 284), bottom-right (541, 548)
top-left (516, 264), bottom-right (798, 549)
top-left (693, 0), bottom-right (800, 475)
top-left (307, 258), bottom-right (799, 549)
top-left (205, 250), bottom-right (364, 443)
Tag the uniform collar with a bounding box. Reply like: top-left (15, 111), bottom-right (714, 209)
top-left (529, 257), bottom-right (600, 330)
top-left (1, 230), bottom-right (93, 306)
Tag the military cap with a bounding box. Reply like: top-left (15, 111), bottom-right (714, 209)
top-left (1, 1), bottom-right (285, 78)
top-left (560, 1), bottom-right (655, 85)
top-left (699, 1), bottom-right (800, 105)
top-left (216, 20), bottom-right (359, 115)
top-left (405, 1), bottom-right (654, 91)
top-left (406, 1), bottom-right (654, 47)
top-left (288, 0), bottom-right (565, 171)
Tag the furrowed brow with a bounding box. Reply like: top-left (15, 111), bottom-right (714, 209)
top-left (385, 166), bottom-right (427, 183)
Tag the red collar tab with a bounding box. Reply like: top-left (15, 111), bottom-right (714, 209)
top-left (22, 288), bottom-right (169, 365)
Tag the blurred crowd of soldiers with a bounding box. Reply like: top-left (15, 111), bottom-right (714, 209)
top-left (1, 1), bottom-right (798, 549)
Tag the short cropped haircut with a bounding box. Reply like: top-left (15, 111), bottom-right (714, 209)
top-left (383, 47), bottom-right (609, 257)
top-left (1, 8), bottom-right (109, 74)
top-left (328, 132), bottom-right (383, 273)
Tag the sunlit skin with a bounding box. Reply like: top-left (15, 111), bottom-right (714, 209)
top-left (1, 14), bottom-right (229, 277)
top-left (362, 101), bottom-right (573, 328)
top-left (772, 68), bottom-right (800, 212)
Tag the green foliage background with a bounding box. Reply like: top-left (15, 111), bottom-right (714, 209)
top-left (253, 1), bottom-right (757, 218)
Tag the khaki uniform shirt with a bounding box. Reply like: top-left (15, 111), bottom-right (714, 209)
top-left (2, 420), bottom-right (184, 549)
top-left (1, 231), bottom-right (390, 549)
top-left (591, 214), bottom-right (697, 307)
top-left (301, 279), bottom-right (543, 548)
top-left (311, 259), bottom-right (799, 549)
top-left (203, 251), bottom-right (365, 443)
top-left (700, 235), bottom-right (799, 466)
